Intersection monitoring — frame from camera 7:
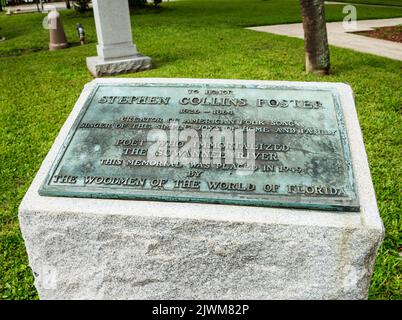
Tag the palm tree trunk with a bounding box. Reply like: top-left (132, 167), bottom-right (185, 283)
top-left (299, 0), bottom-right (330, 75)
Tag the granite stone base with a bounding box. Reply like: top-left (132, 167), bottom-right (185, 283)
top-left (86, 55), bottom-right (151, 77)
top-left (18, 78), bottom-right (383, 300)
top-left (19, 209), bottom-right (383, 300)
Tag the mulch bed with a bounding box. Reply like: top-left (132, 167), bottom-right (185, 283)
top-left (355, 25), bottom-right (402, 43)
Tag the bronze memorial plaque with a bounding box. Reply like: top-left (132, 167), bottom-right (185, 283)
top-left (39, 81), bottom-right (359, 211)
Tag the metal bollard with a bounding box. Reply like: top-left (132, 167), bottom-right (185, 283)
top-left (48, 10), bottom-right (69, 51)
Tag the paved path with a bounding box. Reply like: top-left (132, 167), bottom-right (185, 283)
top-left (325, 1), bottom-right (402, 8)
top-left (4, 0), bottom-right (175, 13)
top-left (5, 2), bottom-right (69, 13)
top-left (247, 18), bottom-right (402, 61)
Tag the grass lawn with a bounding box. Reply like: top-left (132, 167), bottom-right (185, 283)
top-left (0, 0), bottom-right (401, 300)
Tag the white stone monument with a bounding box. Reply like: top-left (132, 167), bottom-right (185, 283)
top-left (19, 78), bottom-right (383, 299)
top-left (86, 0), bottom-right (151, 77)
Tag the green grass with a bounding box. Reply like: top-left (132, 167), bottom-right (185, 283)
top-left (0, 0), bottom-right (401, 300)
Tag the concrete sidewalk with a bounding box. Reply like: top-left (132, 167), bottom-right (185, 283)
top-left (325, 1), bottom-right (402, 8)
top-left (4, 0), bottom-right (174, 13)
top-left (5, 2), bottom-right (69, 14)
top-left (248, 18), bottom-right (402, 61)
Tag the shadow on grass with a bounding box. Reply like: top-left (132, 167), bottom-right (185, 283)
top-left (0, 40), bottom-right (95, 58)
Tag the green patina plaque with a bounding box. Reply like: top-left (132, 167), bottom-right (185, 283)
top-left (39, 81), bottom-right (359, 212)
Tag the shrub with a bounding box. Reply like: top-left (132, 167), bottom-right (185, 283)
top-left (73, 0), bottom-right (91, 13)
top-left (153, 0), bottom-right (162, 7)
top-left (128, 0), bottom-right (147, 8)
top-left (129, 0), bottom-right (162, 9)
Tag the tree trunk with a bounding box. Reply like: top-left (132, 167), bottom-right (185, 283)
top-left (66, 0), bottom-right (71, 9)
top-left (0, 1), bottom-right (3, 12)
top-left (299, 0), bottom-right (330, 75)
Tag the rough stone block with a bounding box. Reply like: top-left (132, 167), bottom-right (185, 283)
top-left (86, 55), bottom-right (151, 77)
top-left (19, 78), bottom-right (383, 300)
